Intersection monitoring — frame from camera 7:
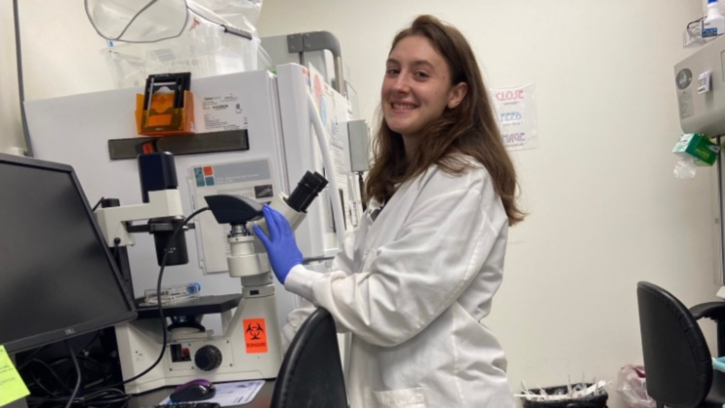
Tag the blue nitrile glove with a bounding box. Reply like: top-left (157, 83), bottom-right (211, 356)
top-left (252, 205), bottom-right (303, 284)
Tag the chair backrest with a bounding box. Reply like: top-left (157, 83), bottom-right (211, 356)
top-left (637, 281), bottom-right (712, 408)
top-left (270, 307), bottom-right (348, 408)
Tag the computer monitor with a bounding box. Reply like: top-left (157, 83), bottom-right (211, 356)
top-left (0, 153), bottom-right (136, 353)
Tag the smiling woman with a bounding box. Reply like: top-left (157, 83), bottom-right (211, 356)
top-left (382, 35), bottom-right (468, 159)
top-left (367, 15), bottom-right (524, 225)
top-left (253, 14), bottom-right (524, 408)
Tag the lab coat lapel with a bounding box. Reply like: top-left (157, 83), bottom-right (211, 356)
top-left (361, 181), bottom-right (411, 271)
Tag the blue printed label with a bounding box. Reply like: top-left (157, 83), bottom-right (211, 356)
top-left (703, 27), bottom-right (718, 37)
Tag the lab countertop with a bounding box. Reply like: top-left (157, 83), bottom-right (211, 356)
top-left (128, 381), bottom-right (275, 408)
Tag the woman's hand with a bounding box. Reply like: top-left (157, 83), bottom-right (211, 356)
top-left (253, 205), bottom-right (303, 284)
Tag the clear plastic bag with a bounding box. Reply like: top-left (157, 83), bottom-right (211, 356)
top-left (616, 365), bottom-right (655, 408)
top-left (86, 0), bottom-right (262, 43)
top-left (87, 0), bottom-right (263, 88)
top-left (674, 156), bottom-right (698, 179)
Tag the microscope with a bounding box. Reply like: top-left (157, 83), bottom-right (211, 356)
top-left (95, 152), bottom-right (328, 394)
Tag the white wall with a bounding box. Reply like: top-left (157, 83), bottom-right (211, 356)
top-left (16, 1), bottom-right (112, 101)
top-left (6, 1), bottom-right (722, 407)
top-left (0, 1), bottom-right (111, 154)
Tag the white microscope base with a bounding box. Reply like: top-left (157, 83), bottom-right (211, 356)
top-left (116, 295), bottom-right (283, 395)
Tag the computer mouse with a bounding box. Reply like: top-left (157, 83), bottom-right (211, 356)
top-left (169, 379), bottom-right (216, 402)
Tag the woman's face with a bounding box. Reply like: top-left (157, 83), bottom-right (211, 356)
top-left (381, 35), bottom-right (466, 141)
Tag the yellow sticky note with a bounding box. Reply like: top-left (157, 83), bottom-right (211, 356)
top-left (0, 345), bottom-right (30, 407)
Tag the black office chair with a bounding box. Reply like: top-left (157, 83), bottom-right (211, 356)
top-left (636, 281), bottom-right (725, 408)
top-left (270, 307), bottom-right (348, 408)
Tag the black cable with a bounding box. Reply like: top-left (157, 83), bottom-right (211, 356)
top-left (24, 354), bottom-right (117, 404)
top-left (77, 332), bottom-right (102, 357)
top-left (64, 342), bottom-right (81, 408)
top-left (91, 197), bottom-right (106, 212)
top-left (83, 378), bottom-right (107, 390)
top-left (112, 239), bottom-right (121, 260)
top-left (302, 255), bottom-right (335, 264)
top-left (358, 172), bottom-right (367, 212)
top-left (687, 17), bottom-right (705, 29)
top-left (17, 345), bottom-right (48, 370)
top-left (76, 357), bottom-right (108, 383)
top-left (49, 356), bottom-right (107, 387)
top-left (102, 207), bottom-right (210, 389)
top-left (26, 359), bottom-right (70, 394)
top-left (28, 388), bottom-right (130, 408)
top-left (27, 366), bottom-right (60, 397)
top-left (28, 382), bottom-right (130, 402)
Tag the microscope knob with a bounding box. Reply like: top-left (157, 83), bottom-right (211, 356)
top-left (194, 345), bottom-right (223, 371)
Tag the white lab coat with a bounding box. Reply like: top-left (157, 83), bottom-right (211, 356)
top-left (283, 156), bottom-right (514, 408)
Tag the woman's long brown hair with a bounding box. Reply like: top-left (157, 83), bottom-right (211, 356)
top-left (365, 15), bottom-right (525, 225)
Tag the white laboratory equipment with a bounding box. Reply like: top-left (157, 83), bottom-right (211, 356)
top-left (24, 63), bottom-right (369, 393)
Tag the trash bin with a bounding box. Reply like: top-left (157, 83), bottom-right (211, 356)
top-left (522, 383), bottom-right (608, 408)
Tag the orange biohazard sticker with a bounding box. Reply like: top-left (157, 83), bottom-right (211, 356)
top-left (243, 318), bottom-right (268, 353)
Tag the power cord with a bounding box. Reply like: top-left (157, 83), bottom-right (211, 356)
top-left (77, 332), bottom-right (102, 357)
top-left (91, 197), bottom-right (106, 212)
top-left (64, 342), bottom-right (81, 408)
top-left (112, 238), bottom-right (121, 260)
top-left (102, 207), bottom-right (210, 389)
top-left (17, 346), bottom-right (48, 370)
top-left (25, 359), bottom-right (71, 396)
top-left (27, 387), bottom-right (131, 408)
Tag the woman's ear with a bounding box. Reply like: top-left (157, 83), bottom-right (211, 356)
top-left (447, 82), bottom-right (468, 109)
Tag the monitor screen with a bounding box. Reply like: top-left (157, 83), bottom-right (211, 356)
top-left (0, 154), bottom-right (136, 353)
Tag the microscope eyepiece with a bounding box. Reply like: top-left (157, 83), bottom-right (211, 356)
top-left (286, 171), bottom-right (329, 213)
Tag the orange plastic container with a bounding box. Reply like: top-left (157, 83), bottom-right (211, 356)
top-left (135, 91), bottom-right (194, 136)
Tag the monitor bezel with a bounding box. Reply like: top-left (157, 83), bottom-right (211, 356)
top-left (0, 153), bottom-right (137, 354)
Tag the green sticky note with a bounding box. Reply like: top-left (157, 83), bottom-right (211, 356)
top-left (0, 345), bottom-right (30, 406)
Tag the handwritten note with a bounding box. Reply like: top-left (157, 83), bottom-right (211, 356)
top-left (490, 84), bottom-right (539, 151)
top-left (0, 345), bottom-right (30, 406)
